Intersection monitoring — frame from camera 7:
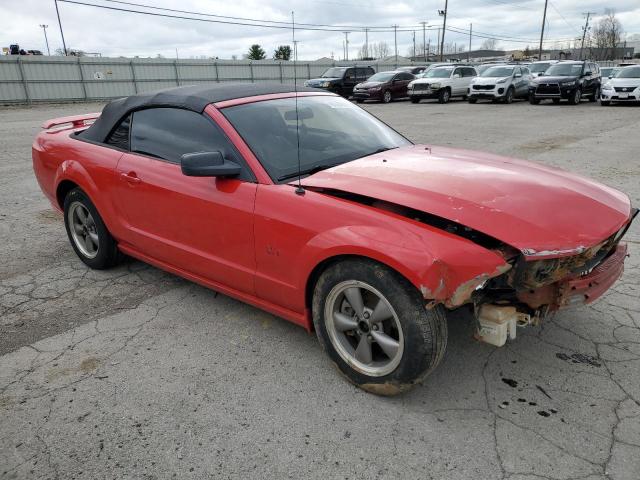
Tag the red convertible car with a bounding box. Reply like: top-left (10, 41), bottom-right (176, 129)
top-left (33, 84), bottom-right (636, 395)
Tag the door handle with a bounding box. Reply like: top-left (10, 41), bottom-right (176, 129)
top-left (120, 172), bottom-right (141, 184)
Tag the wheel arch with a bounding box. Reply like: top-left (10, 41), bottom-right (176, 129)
top-left (56, 179), bottom-right (79, 209)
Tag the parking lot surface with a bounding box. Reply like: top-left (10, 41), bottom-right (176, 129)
top-left (1, 98), bottom-right (639, 479)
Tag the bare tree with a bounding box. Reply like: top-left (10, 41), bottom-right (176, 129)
top-left (480, 38), bottom-right (499, 50)
top-left (371, 41), bottom-right (390, 59)
top-left (590, 9), bottom-right (623, 60)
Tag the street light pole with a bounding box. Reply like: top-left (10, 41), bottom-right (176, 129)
top-left (538, 0), bottom-right (548, 61)
top-left (39, 24), bottom-right (50, 56)
top-left (468, 23), bottom-right (472, 61)
top-left (343, 32), bottom-right (349, 61)
top-left (393, 25), bottom-right (398, 62)
top-left (364, 27), bottom-right (369, 59)
top-left (54, 0), bottom-right (68, 55)
top-left (420, 21), bottom-right (427, 61)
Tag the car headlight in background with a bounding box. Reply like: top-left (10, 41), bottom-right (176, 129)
top-left (303, 81), bottom-right (309, 87)
top-left (602, 83), bottom-right (613, 90)
top-left (560, 81), bottom-right (575, 87)
top-left (369, 86), bottom-right (381, 91)
top-left (497, 78), bottom-right (508, 84)
top-left (430, 82), bottom-right (441, 89)
top-left (321, 81), bottom-right (331, 88)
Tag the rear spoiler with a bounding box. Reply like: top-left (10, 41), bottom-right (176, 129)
top-left (41, 113), bottom-right (100, 131)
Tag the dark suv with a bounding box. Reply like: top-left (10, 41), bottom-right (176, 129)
top-left (353, 70), bottom-right (415, 103)
top-left (528, 61), bottom-right (601, 105)
top-left (305, 66), bottom-right (375, 97)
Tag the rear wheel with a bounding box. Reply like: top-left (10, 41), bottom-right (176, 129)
top-left (312, 259), bottom-right (448, 395)
top-left (568, 88), bottom-right (582, 105)
top-left (63, 188), bottom-right (120, 269)
top-left (438, 88), bottom-right (451, 104)
top-left (382, 90), bottom-right (392, 103)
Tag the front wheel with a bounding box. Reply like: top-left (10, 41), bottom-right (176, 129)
top-left (468, 97), bottom-right (478, 104)
top-left (568, 88), bottom-right (582, 105)
top-left (382, 90), bottom-right (392, 103)
top-left (529, 94), bottom-right (540, 105)
top-left (504, 87), bottom-right (514, 104)
top-left (312, 259), bottom-right (448, 395)
top-left (63, 188), bottom-right (120, 269)
top-left (438, 88), bottom-right (451, 104)
top-left (410, 97), bottom-right (420, 104)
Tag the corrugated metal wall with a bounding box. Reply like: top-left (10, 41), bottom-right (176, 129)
top-left (0, 56), bottom-right (413, 104)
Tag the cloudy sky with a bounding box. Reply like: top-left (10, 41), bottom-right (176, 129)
top-left (1, 0), bottom-right (639, 59)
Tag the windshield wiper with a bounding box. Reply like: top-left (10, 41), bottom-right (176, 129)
top-left (278, 163), bottom-right (339, 182)
top-left (363, 146), bottom-right (398, 158)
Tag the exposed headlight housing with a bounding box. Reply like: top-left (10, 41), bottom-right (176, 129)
top-left (369, 86), bottom-right (381, 91)
top-left (602, 83), bottom-right (613, 90)
top-left (497, 77), bottom-right (508, 84)
top-left (430, 82), bottom-right (441, 89)
top-left (321, 81), bottom-right (331, 88)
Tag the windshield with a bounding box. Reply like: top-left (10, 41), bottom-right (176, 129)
top-left (366, 72), bottom-right (395, 82)
top-left (476, 64), bottom-right (495, 75)
top-left (481, 66), bottom-right (514, 77)
top-left (222, 96), bottom-right (411, 182)
top-left (616, 67), bottom-right (640, 78)
top-left (545, 64), bottom-right (583, 76)
top-left (530, 63), bottom-right (552, 73)
top-left (424, 68), bottom-right (454, 78)
top-left (321, 68), bottom-right (346, 78)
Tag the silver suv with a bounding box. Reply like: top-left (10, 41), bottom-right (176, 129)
top-left (468, 64), bottom-right (532, 104)
top-left (407, 65), bottom-right (477, 103)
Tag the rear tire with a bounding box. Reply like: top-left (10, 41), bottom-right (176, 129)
top-left (438, 88), bottom-right (451, 104)
top-left (312, 259), bottom-right (448, 396)
top-left (63, 188), bottom-right (120, 270)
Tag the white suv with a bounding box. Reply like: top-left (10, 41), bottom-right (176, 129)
top-left (408, 65), bottom-right (477, 103)
top-left (468, 64), bottom-right (532, 104)
top-left (600, 65), bottom-right (640, 105)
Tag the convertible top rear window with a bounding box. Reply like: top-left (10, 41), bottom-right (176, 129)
top-left (221, 96), bottom-right (411, 182)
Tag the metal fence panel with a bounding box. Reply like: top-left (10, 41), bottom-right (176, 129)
top-left (0, 56), bottom-right (424, 104)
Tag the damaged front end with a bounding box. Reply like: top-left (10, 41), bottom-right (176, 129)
top-left (467, 210), bottom-right (636, 347)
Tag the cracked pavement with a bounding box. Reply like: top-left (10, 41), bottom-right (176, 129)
top-left (1, 100), bottom-right (639, 479)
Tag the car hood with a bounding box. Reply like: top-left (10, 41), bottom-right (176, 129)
top-left (301, 144), bottom-right (631, 258)
top-left (534, 75), bottom-right (578, 83)
top-left (473, 76), bottom-right (509, 84)
top-left (605, 78), bottom-right (640, 88)
top-left (307, 77), bottom-right (339, 85)
top-left (356, 81), bottom-right (384, 88)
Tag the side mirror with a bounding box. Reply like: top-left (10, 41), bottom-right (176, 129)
top-left (453, 73), bottom-right (461, 78)
top-left (514, 73), bottom-right (522, 78)
top-left (608, 75), bottom-right (613, 79)
top-left (584, 71), bottom-right (592, 77)
top-left (181, 151), bottom-right (241, 178)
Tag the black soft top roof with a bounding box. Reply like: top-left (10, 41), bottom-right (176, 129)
top-left (80, 83), bottom-right (321, 143)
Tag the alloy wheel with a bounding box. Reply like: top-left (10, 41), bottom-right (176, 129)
top-left (383, 90), bottom-right (392, 103)
top-left (67, 201), bottom-right (99, 258)
top-left (324, 280), bottom-right (404, 377)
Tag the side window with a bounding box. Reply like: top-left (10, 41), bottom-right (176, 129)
top-left (401, 72), bottom-right (414, 80)
top-left (522, 67), bottom-right (530, 76)
top-left (463, 67), bottom-right (476, 77)
top-left (365, 68), bottom-right (375, 79)
top-left (513, 67), bottom-right (521, 77)
top-left (344, 68), bottom-right (355, 80)
top-left (130, 108), bottom-right (253, 180)
top-left (106, 114), bottom-right (131, 150)
top-left (453, 68), bottom-right (463, 77)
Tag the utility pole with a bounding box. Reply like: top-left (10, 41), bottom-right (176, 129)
top-left (427, 37), bottom-right (430, 60)
top-left (54, 0), bottom-right (67, 55)
top-left (393, 25), bottom-right (398, 61)
top-left (468, 23), bottom-right (472, 61)
top-left (412, 31), bottom-right (416, 59)
top-left (436, 28), bottom-right (440, 60)
top-left (343, 32), bottom-right (350, 61)
top-left (538, 0), bottom-right (548, 61)
top-left (420, 21), bottom-right (427, 61)
top-left (438, 0), bottom-right (448, 61)
top-left (39, 24), bottom-right (50, 56)
top-left (364, 27), bottom-right (369, 59)
top-left (579, 12), bottom-right (594, 60)
top-left (293, 40), bottom-right (299, 61)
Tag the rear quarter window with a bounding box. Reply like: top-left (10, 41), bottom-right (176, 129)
top-left (105, 114), bottom-right (131, 150)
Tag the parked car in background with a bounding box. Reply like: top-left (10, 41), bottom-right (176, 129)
top-left (304, 66), bottom-right (375, 97)
top-left (468, 64), bottom-right (532, 104)
top-left (528, 60), bottom-right (559, 77)
top-left (397, 65), bottom-right (428, 75)
top-left (353, 70), bottom-right (415, 103)
top-left (32, 84), bottom-right (636, 395)
top-left (600, 65), bottom-right (640, 105)
top-left (528, 61), bottom-right (601, 105)
top-left (600, 67), bottom-right (622, 80)
top-left (408, 65), bottom-right (477, 103)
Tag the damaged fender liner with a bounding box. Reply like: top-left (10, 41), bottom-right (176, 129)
top-left (308, 187), bottom-right (515, 307)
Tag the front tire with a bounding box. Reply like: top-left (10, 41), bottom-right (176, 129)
top-left (410, 97), bottom-right (420, 104)
top-left (438, 88), bottom-right (451, 104)
top-left (312, 259), bottom-right (448, 396)
top-left (529, 94), bottom-right (540, 105)
top-left (568, 88), bottom-right (581, 105)
top-left (504, 87), bottom-right (514, 104)
top-left (63, 188), bottom-right (120, 269)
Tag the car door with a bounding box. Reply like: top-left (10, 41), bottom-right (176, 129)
top-left (343, 68), bottom-right (357, 96)
top-left (395, 72), bottom-right (413, 97)
top-left (451, 67), bottom-right (466, 96)
top-left (512, 67), bottom-right (524, 96)
top-left (462, 67), bottom-right (477, 95)
top-left (112, 107), bottom-right (258, 294)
